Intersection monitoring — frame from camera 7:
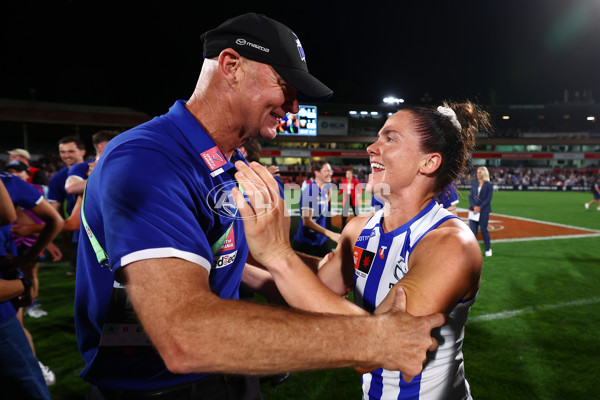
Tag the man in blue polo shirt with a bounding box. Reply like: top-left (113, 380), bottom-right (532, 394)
top-left (47, 136), bottom-right (86, 275)
top-left (292, 160), bottom-right (341, 257)
top-left (76, 13), bottom-right (444, 400)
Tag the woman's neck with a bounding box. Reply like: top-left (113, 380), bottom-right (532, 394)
top-left (381, 195), bottom-right (434, 233)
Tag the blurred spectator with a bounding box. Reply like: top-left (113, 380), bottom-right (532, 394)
top-left (7, 149), bottom-right (48, 185)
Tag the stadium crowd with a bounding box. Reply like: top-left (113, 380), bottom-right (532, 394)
top-left (1, 151), bottom-right (598, 190)
top-left (457, 166), bottom-right (599, 188)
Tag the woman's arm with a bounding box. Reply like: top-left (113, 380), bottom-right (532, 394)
top-left (301, 209), bottom-right (340, 243)
top-left (478, 182), bottom-right (493, 209)
top-left (374, 220), bottom-right (481, 317)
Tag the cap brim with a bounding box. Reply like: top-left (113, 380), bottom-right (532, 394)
top-left (273, 66), bottom-right (333, 101)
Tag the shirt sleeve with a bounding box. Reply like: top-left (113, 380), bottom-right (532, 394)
top-left (98, 144), bottom-right (214, 273)
top-left (5, 175), bottom-right (43, 210)
top-left (68, 162), bottom-right (90, 180)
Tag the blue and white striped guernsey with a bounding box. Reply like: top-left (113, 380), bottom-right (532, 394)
top-left (353, 200), bottom-right (475, 400)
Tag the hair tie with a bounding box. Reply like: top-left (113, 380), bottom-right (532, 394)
top-left (437, 106), bottom-right (462, 131)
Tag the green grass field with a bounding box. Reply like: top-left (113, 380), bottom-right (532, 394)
top-left (26, 190), bottom-right (600, 399)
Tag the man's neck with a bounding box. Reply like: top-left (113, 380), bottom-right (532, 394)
top-left (185, 95), bottom-right (244, 161)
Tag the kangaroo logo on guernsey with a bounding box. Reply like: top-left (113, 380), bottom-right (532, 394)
top-left (353, 247), bottom-right (375, 278)
top-left (393, 256), bottom-right (408, 281)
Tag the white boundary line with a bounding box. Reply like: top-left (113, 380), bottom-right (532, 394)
top-left (456, 207), bottom-right (600, 242)
top-left (468, 297), bottom-right (600, 323)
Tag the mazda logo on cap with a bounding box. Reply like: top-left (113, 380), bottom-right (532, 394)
top-left (236, 39), bottom-right (247, 45)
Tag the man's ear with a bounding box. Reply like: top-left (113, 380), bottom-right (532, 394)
top-left (218, 48), bottom-right (242, 87)
top-left (419, 153), bottom-right (442, 175)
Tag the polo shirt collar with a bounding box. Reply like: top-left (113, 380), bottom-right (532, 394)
top-left (167, 100), bottom-right (247, 177)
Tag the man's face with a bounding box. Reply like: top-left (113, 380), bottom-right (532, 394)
top-left (58, 142), bottom-right (85, 167)
top-left (239, 60), bottom-right (299, 140)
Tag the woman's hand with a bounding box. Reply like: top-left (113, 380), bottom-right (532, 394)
top-left (232, 161), bottom-right (295, 268)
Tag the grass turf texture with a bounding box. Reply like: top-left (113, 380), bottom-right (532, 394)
top-left (26, 190), bottom-right (599, 399)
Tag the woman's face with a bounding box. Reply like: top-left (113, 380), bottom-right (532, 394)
top-left (477, 168), bottom-right (484, 180)
top-left (366, 111), bottom-right (427, 196)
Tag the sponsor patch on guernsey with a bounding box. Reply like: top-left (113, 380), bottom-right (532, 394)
top-left (353, 246), bottom-right (375, 277)
top-left (356, 230), bottom-right (377, 242)
top-left (213, 250), bottom-right (238, 269)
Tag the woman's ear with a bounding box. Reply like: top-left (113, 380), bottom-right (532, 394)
top-left (419, 153), bottom-right (442, 175)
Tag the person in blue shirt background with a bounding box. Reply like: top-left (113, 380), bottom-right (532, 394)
top-left (435, 182), bottom-right (460, 215)
top-left (47, 136), bottom-right (86, 276)
top-left (292, 160), bottom-right (341, 257)
top-left (584, 175), bottom-right (600, 210)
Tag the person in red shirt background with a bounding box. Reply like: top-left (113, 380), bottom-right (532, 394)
top-left (339, 168), bottom-right (362, 228)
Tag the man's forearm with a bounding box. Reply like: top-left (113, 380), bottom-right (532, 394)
top-left (144, 291), bottom-right (379, 375)
top-left (125, 258), bottom-right (442, 379)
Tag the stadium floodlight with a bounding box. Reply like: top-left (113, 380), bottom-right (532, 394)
top-left (383, 96), bottom-right (404, 105)
top-left (349, 111), bottom-right (357, 115)
top-left (502, 115), bottom-right (510, 120)
top-left (371, 111), bottom-right (379, 116)
top-left (360, 111), bottom-right (369, 115)
top-left (587, 116), bottom-right (595, 121)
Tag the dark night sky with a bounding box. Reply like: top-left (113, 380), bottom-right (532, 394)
top-left (2, 0), bottom-right (599, 116)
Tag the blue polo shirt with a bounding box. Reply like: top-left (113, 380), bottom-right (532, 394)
top-left (0, 173), bottom-right (43, 323)
top-left (48, 165), bottom-right (78, 217)
top-left (74, 100), bottom-right (249, 390)
top-left (293, 182), bottom-right (330, 246)
top-left (48, 165), bottom-right (80, 242)
top-left (68, 160), bottom-right (93, 181)
top-left (435, 182), bottom-right (459, 209)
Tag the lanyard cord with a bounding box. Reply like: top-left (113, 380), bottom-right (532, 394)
top-left (81, 184), bottom-right (110, 269)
